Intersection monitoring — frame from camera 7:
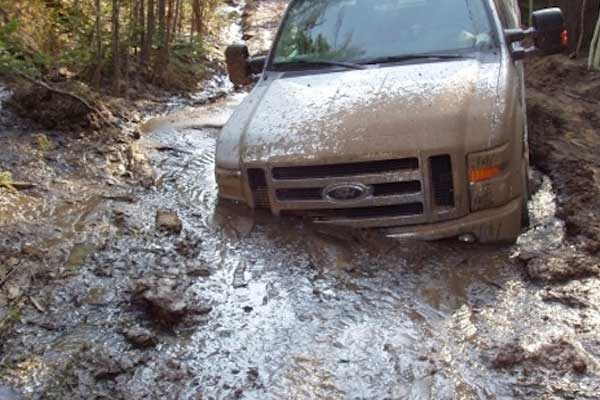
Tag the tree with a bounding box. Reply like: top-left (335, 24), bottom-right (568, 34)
top-left (590, 10), bottom-right (600, 68)
top-left (92, 0), bottom-right (103, 87)
top-left (142, 0), bottom-right (155, 67)
top-left (192, 0), bottom-right (203, 38)
top-left (155, 0), bottom-right (167, 79)
top-left (112, 0), bottom-right (121, 95)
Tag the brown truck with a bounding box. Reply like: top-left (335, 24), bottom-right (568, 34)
top-left (217, 0), bottom-right (566, 243)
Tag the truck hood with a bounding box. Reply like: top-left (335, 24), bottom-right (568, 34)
top-left (238, 58), bottom-right (506, 165)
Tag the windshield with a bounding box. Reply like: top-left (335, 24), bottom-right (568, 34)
top-left (271, 0), bottom-right (496, 67)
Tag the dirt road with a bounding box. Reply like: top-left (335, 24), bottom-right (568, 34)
top-left (1, 1), bottom-right (600, 399)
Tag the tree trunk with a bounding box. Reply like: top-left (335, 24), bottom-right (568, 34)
top-left (139, 0), bottom-right (146, 58)
top-left (92, 0), bottom-right (102, 87)
top-left (142, 0), bottom-right (155, 67)
top-left (155, 0), bottom-right (168, 80)
top-left (112, 0), bottom-right (121, 96)
top-left (590, 11), bottom-right (600, 68)
top-left (171, 0), bottom-right (182, 41)
top-left (576, 0), bottom-right (590, 57)
top-left (166, 0), bottom-right (175, 46)
top-left (192, 0), bottom-right (203, 37)
top-left (177, 0), bottom-right (184, 36)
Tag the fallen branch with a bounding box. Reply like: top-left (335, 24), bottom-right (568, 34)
top-left (28, 296), bottom-right (46, 313)
top-left (0, 266), bottom-right (18, 288)
top-left (11, 181), bottom-right (37, 191)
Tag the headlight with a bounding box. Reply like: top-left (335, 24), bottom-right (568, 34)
top-left (468, 144), bottom-right (511, 211)
top-left (215, 168), bottom-right (244, 201)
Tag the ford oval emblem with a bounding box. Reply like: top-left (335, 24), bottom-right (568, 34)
top-left (324, 183), bottom-right (371, 202)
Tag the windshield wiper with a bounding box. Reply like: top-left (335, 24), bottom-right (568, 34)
top-left (360, 53), bottom-right (470, 65)
top-left (273, 59), bottom-right (366, 70)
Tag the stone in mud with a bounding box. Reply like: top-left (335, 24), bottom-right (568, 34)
top-left (186, 259), bottom-right (211, 278)
top-left (127, 143), bottom-right (155, 187)
top-left (523, 253), bottom-right (599, 283)
top-left (124, 326), bottom-right (158, 348)
top-left (133, 278), bottom-right (187, 324)
top-left (491, 344), bottom-right (526, 369)
top-left (0, 385), bottom-right (23, 400)
top-left (542, 287), bottom-right (590, 308)
top-left (492, 339), bottom-right (588, 374)
top-left (155, 209), bottom-right (182, 234)
top-left (131, 276), bottom-right (210, 325)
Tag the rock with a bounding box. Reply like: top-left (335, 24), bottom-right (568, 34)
top-left (155, 209), bottom-right (182, 234)
top-left (491, 339), bottom-right (588, 374)
top-left (492, 344), bottom-right (525, 369)
top-left (187, 267), bottom-right (211, 278)
top-left (7, 285), bottom-right (21, 300)
top-left (572, 359), bottom-right (587, 374)
top-left (242, 306), bottom-right (253, 313)
top-left (525, 253), bottom-right (599, 283)
top-left (127, 143), bottom-right (155, 187)
top-left (186, 259), bottom-right (211, 278)
top-left (124, 326), bottom-right (158, 348)
top-left (7, 257), bottom-right (19, 267)
top-left (542, 287), bottom-right (589, 308)
top-left (0, 385), bottom-right (23, 400)
top-left (132, 277), bottom-right (189, 325)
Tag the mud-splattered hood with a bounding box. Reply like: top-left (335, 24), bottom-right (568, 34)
top-left (218, 56), bottom-right (512, 169)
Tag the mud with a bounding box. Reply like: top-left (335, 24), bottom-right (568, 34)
top-left (1, 3), bottom-right (600, 400)
top-left (524, 56), bottom-right (600, 282)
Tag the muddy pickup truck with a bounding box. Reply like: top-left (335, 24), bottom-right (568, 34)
top-left (216, 0), bottom-right (566, 243)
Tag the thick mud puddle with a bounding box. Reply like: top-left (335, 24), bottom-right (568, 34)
top-left (2, 79), bottom-right (599, 399)
top-left (3, 86), bottom-right (599, 399)
top-left (5, 96), bottom-right (576, 399)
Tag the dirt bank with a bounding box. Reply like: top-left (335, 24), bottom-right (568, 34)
top-left (523, 55), bottom-right (600, 281)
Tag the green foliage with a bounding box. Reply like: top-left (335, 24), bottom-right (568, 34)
top-left (6, 306), bottom-right (22, 323)
top-left (0, 0), bottom-right (228, 92)
top-left (33, 134), bottom-right (54, 152)
top-left (0, 171), bottom-right (15, 191)
top-left (0, 20), bottom-right (40, 78)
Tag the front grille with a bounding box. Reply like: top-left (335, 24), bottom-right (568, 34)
top-left (276, 187), bottom-right (323, 201)
top-left (247, 168), bottom-right (270, 209)
top-left (272, 158), bottom-right (419, 180)
top-left (275, 181), bottom-right (421, 201)
top-left (281, 203), bottom-right (424, 220)
top-left (430, 155), bottom-right (455, 207)
top-left (372, 181), bottom-right (421, 196)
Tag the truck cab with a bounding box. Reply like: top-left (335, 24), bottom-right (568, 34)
top-left (216, 0), bottom-right (565, 243)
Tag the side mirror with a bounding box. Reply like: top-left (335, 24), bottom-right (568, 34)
top-left (225, 44), bottom-right (266, 86)
top-left (532, 8), bottom-right (566, 54)
top-left (248, 56), bottom-right (266, 75)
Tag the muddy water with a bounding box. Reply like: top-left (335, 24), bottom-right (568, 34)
top-left (2, 89), bottom-right (599, 399)
top-left (2, 69), bottom-right (599, 400)
top-left (96, 97), bottom-right (595, 399)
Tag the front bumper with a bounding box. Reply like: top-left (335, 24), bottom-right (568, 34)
top-left (383, 197), bottom-right (522, 243)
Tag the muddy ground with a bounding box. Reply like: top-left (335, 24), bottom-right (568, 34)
top-left (1, 2), bottom-right (600, 399)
